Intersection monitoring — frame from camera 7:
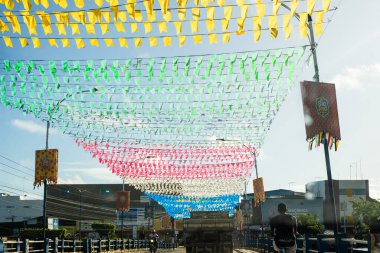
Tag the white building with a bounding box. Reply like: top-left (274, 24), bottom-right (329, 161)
top-left (0, 193), bottom-right (42, 223)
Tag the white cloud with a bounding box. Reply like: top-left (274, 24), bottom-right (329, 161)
top-left (58, 175), bottom-right (85, 184)
top-left (11, 119), bottom-right (58, 135)
top-left (61, 167), bottom-right (120, 183)
top-left (330, 64), bottom-right (380, 91)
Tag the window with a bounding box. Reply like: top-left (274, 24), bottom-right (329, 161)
top-left (60, 188), bottom-right (70, 196)
top-left (24, 206), bottom-right (31, 208)
top-left (99, 188), bottom-right (111, 196)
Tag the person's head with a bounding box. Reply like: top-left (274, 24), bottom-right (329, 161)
top-left (278, 203), bottom-right (287, 214)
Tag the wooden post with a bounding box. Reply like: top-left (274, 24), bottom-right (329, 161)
top-left (23, 239), bottom-right (29, 253)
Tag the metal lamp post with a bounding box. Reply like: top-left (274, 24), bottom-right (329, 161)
top-left (42, 88), bottom-right (97, 241)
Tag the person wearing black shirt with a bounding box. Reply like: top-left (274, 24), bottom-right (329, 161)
top-left (270, 203), bottom-right (297, 253)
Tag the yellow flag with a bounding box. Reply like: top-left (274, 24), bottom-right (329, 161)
top-left (322, 0), bottom-right (330, 12)
top-left (178, 8), bottom-right (186, 21)
top-left (240, 5), bottom-right (248, 19)
top-left (135, 11), bottom-right (143, 21)
top-left (158, 22), bottom-right (167, 33)
top-left (217, 0), bottom-right (225, 6)
top-left (206, 19), bottom-right (215, 32)
top-left (119, 38), bottom-right (128, 47)
top-left (88, 9), bottom-right (102, 24)
top-left (105, 38), bottom-right (114, 47)
top-left (307, 0), bottom-right (316, 15)
top-left (256, 4), bottom-right (265, 18)
top-left (4, 12), bottom-right (21, 34)
top-left (163, 10), bottom-right (171, 22)
top-left (5, 0), bottom-right (14, 10)
top-left (178, 35), bottom-right (186, 47)
top-left (74, 0), bottom-right (84, 8)
top-left (236, 18), bottom-right (245, 35)
top-left (173, 21), bottom-right (182, 34)
top-left (290, 0), bottom-right (299, 17)
top-left (149, 37), bottom-right (158, 47)
top-left (0, 19), bottom-right (10, 33)
top-left (143, 22), bottom-right (152, 33)
top-left (110, 7), bottom-right (118, 21)
top-left (23, 14), bottom-right (37, 35)
top-left (58, 0), bottom-right (67, 8)
top-left (177, 0), bottom-right (187, 7)
top-left (95, 0), bottom-right (103, 6)
top-left (75, 38), bottom-right (85, 49)
top-left (109, 0), bottom-right (118, 6)
top-left (134, 37), bottom-right (142, 48)
top-left (201, 0), bottom-right (209, 7)
top-left (224, 6), bottom-right (232, 20)
top-left (283, 14), bottom-right (291, 27)
top-left (48, 38), bottom-right (58, 47)
top-left (268, 15), bottom-right (278, 39)
top-left (208, 33), bottom-right (217, 44)
top-left (190, 20), bottom-right (198, 33)
top-left (221, 19), bottom-right (229, 31)
top-left (193, 0), bottom-right (199, 4)
top-left (19, 37), bottom-right (28, 47)
top-left (192, 8), bottom-right (200, 20)
top-left (90, 38), bottom-right (99, 47)
top-left (118, 11), bottom-right (127, 22)
top-left (284, 25), bottom-right (292, 40)
top-left (253, 16), bottom-right (261, 42)
top-left (61, 38), bottom-right (70, 47)
top-left (85, 24), bottom-right (96, 34)
top-left (56, 12), bottom-right (70, 26)
top-left (273, 1), bottom-right (281, 15)
top-left (3, 36), bottom-right (13, 47)
top-left (71, 11), bottom-right (86, 24)
top-left (222, 32), bottom-right (230, 43)
top-left (299, 12), bottom-right (308, 38)
top-left (56, 23), bottom-right (67, 35)
top-left (236, 0), bottom-right (244, 6)
top-left (158, 0), bottom-right (169, 14)
top-left (206, 7), bottom-right (215, 20)
top-left (114, 22), bottom-right (125, 32)
top-left (100, 23), bottom-right (109, 34)
top-left (314, 11), bottom-right (324, 36)
top-left (147, 10), bottom-right (156, 21)
top-left (21, 0), bottom-right (31, 11)
top-left (36, 11), bottom-right (51, 26)
top-left (163, 36), bottom-right (172, 47)
top-left (193, 34), bottom-right (202, 44)
top-left (126, 2), bottom-right (135, 19)
top-left (40, 0), bottom-right (49, 8)
top-left (70, 23), bottom-right (80, 35)
top-left (102, 11), bottom-right (111, 23)
top-left (143, 0), bottom-right (153, 14)
top-left (128, 22), bottom-right (137, 33)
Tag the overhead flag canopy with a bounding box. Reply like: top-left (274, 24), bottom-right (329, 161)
top-left (0, 0), bottom-right (334, 48)
top-left (0, 0), bottom-right (340, 218)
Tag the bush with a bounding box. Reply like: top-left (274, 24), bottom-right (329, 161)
top-left (296, 214), bottom-right (324, 236)
top-left (18, 228), bottom-right (67, 240)
top-left (91, 223), bottom-right (116, 239)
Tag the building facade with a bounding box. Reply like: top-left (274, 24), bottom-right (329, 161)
top-left (0, 194), bottom-right (42, 223)
top-left (306, 180), bottom-right (369, 229)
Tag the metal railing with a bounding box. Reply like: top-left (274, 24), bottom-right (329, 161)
top-left (245, 234), bottom-right (373, 253)
top-left (0, 238), bottom-right (177, 253)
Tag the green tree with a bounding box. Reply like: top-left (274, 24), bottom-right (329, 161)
top-left (296, 213), bottom-right (324, 236)
top-left (352, 198), bottom-right (380, 234)
top-left (91, 223), bottom-right (116, 239)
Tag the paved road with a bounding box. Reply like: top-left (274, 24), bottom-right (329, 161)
top-left (139, 247), bottom-right (259, 253)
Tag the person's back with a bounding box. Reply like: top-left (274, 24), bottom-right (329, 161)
top-left (270, 203), bottom-right (297, 253)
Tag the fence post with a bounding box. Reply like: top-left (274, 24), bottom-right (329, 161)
top-left (53, 238), bottom-right (58, 253)
top-left (73, 239), bottom-right (77, 253)
top-left (304, 234), bottom-right (311, 253)
top-left (97, 240), bottom-right (101, 253)
top-left (367, 233), bottom-right (372, 253)
top-left (16, 238), bottom-right (21, 252)
top-left (44, 238), bottom-right (49, 253)
top-left (23, 239), bottom-right (29, 253)
top-left (60, 238), bottom-right (65, 253)
top-left (0, 239), bottom-right (4, 253)
top-left (106, 239), bottom-right (110, 251)
top-left (316, 235), bottom-right (323, 253)
top-left (83, 239), bottom-right (89, 253)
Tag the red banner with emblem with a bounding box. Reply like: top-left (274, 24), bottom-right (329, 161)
top-left (116, 191), bottom-right (130, 211)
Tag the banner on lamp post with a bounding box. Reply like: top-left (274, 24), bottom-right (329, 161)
top-left (34, 149), bottom-right (58, 188)
top-left (253, 177), bottom-right (265, 206)
top-left (300, 81), bottom-right (341, 150)
top-left (116, 191), bottom-right (130, 211)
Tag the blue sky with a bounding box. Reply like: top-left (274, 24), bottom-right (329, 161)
top-left (0, 1), bottom-right (379, 200)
